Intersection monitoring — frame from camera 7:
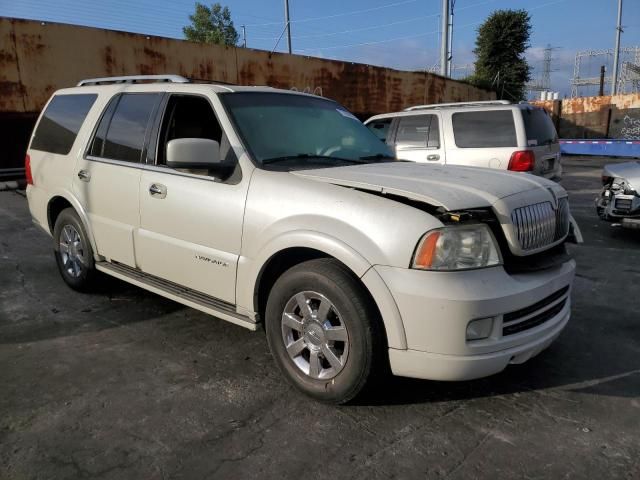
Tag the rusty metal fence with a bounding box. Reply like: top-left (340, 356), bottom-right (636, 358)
top-left (0, 17), bottom-right (494, 174)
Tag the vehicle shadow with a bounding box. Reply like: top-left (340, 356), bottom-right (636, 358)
top-left (359, 345), bottom-right (640, 406)
top-left (0, 272), bottom-right (185, 345)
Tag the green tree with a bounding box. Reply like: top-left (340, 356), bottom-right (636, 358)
top-left (183, 2), bottom-right (239, 46)
top-left (469, 9), bottom-right (532, 101)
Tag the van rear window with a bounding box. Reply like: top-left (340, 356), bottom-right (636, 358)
top-left (452, 110), bottom-right (517, 148)
top-left (522, 107), bottom-right (558, 146)
top-left (30, 94), bottom-right (97, 155)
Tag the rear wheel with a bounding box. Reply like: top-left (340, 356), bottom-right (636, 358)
top-left (265, 258), bottom-right (385, 404)
top-left (53, 208), bottom-right (96, 291)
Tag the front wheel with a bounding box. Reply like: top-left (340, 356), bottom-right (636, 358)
top-left (265, 258), bottom-right (385, 404)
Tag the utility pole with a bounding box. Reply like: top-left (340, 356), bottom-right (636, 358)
top-left (284, 0), bottom-right (292, 54)
top-left (446, 0), bottom-right (455, 77)
top-left (611, 0), bottom-right (623, 95)
top-left (599, 65), bottom-right (606, 96)
top-left (241, 25), bottom-right (246, 48)
top-left (440, 0), bottom-right (449, 76)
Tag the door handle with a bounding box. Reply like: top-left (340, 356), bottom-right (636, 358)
top-left (427, 154), bottom-right (440, 161)
top-left (77, 170), bottom-right (91, 181)
top-left (148, 183), bottom-right (167, 198)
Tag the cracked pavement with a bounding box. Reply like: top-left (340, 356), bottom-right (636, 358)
top-left (1, 157), bottom-right (639, 479)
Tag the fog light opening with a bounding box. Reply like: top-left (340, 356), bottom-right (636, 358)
top-left (466, 317), bottom-right (494, 341)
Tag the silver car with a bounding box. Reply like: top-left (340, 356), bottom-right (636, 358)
top-left (596, 161), bottom-right (640, 229)
top-left (365, 100), bottom-right (563, 180)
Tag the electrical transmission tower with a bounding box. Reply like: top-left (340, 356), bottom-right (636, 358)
top-left (527, 44), bottom-right (558, 95)
top-left (570, 46), bottom-right (640, 97)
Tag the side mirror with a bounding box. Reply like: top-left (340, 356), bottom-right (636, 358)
top-left (166, 138), bottom-right (232, 176)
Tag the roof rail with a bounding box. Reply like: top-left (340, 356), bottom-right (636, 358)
top-left (77, 74), bottom-right (190, 86)
top-left (404, 100), bottom-right (511, 111)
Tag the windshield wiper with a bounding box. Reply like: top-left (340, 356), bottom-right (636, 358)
top-left (359, 154), bottom-right (396, 161)
top-left (262, 154), bottom-right (367, 165)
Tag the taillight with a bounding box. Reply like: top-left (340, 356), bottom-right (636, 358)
top-left (25, 154), bottom-right (34, 185)
top-left (508, 150), bottom-right (535, 172)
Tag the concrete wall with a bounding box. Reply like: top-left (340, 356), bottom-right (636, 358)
top-left (531, 93), bottom-right (640, 140)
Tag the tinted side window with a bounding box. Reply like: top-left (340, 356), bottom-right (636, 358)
top-left (428, 116), bottom-right (440, 148)
top-left (156, 94), bottom-right (239, 180)
top-left (396, 116), bottom-right (429, 148)
top-left (31, 94), bottom-right (97, 155)
top-left (452, 110), bottom-right (517, 148)
top-left (98, 93), bottom-right (160, 162)
top-left (89, 96), bottom-right (119, 158)
top-left (367, 119), bottom-right (392, 141)
top-left (522, 107), bottom-right (558, 146)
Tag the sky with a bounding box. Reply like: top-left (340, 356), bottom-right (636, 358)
top-left (2, 0), bottom-right (639, 97)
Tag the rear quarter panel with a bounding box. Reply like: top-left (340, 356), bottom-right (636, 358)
top-left (26, 89), bottom-right (108, 232)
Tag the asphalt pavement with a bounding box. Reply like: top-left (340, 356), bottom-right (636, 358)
top-left (1, 156), bottom-right (639, 479)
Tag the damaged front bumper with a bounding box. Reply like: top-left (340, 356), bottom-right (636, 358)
top-left (595, 170), bottom-right (640, 229)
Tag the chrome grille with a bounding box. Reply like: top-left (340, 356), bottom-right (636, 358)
top-left (511, 198), bottom-right (570, 251)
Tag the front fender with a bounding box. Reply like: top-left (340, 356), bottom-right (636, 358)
top-left (235, 229), bottom-right (408, 349)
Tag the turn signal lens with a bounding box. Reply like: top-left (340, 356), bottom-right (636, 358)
top-left (25, 154), bottom-right (34, 185)
top-left (413, 231), bottom-right (440, 268)
top-left (508, 150), bottom-right (535, 172)
top-left (412, 225), bottom-right (501, 271)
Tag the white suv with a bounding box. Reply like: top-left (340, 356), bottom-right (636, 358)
top-left (365, 101), bottom-right (563, 179)
top-left (26, 75), bottom-right (579, 403)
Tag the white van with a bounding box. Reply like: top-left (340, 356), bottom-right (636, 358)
top-left (365, 100), bottom-right (562, 180)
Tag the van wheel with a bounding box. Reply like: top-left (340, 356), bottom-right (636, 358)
top-left (53, 208), bottom-right (96, 291)
top-left (265, 258), bottom-right (384, 404)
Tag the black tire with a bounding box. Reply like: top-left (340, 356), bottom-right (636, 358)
top-left (53, 208), bottom-right (97, 291)
top-left (265, 258), bottom-right (385, 404)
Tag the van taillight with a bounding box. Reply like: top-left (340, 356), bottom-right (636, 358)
top-left (25, 154), bottom-right (34, 185)
top-left (508, 150), bottom-right (535, 172)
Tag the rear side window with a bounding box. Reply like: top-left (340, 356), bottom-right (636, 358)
top-left (30, 94), bottom-right (97, 155)
top-left (452, 110), bottom-right (517, 148)
top-left (522, 107), bottom-right (558, 146)
top-left (367, 119), bottom-right (392, 141)
top-left (90, 93), bottom-right (160, 163)
top-left (395, 115), bottom-right (440, 148)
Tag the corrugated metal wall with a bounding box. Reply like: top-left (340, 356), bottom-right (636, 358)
top-left (0, 18), bottom-right (494, 172)
top-left (531, 93), bottom-right (640, 139)
top-left (0, 18), bottom-right (493, 116)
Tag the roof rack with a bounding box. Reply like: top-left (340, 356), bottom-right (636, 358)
top-left (404, 100), bottom-right (511, 111)
top-left (77, 74), bottom-right (190, 86)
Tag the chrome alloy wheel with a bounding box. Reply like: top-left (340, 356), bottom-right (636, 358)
top-left (281, 291), bottom-right (349, 380)
top-left (59, 224), bottom-right (85, 278)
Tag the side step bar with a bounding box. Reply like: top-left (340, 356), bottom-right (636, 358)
top-left (95, 261), bottom-right (258, 331)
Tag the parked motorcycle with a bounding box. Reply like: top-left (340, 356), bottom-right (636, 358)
top-left (595, 161), bottom-right (640, 229)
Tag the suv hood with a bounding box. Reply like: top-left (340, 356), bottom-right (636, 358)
top-left (293, 162), bottom-right (560, 210)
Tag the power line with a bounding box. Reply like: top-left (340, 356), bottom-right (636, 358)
top-left (243, 0), bottom-right (420, 27)
top-left (250, 0), bottom-right (496, 42)
top-left (296, 21), bottom-right (482, 52)
top-left (296, 0), bottom-right (572, 53)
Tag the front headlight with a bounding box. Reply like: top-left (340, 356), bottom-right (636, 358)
top-left (412, 224), bottom-right (502, 271)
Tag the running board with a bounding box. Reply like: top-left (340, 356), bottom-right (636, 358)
top-left (95, 261), bottom-right (258, 331)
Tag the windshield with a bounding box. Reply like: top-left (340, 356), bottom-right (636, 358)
top-left (221, 92), bottom-right (394, 167)
top-left (522, 107), bottom-right (558, 146)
